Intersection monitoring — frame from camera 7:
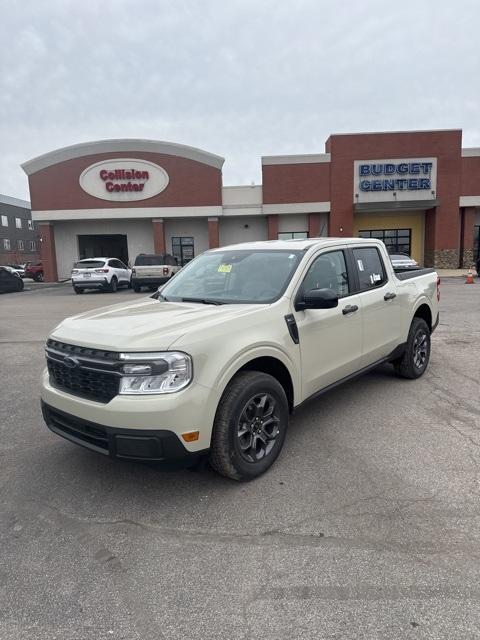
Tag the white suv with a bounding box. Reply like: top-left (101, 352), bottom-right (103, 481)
top-left (71, 258), bottom-right (131, 294)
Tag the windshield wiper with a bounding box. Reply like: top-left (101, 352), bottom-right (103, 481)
top-left (180, 297), bottom-right (225, 305)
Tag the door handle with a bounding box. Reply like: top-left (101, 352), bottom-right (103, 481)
top-left (384, 292), bottom-right (397, 301)
top-left (342, 304), bottom-right (359, 315)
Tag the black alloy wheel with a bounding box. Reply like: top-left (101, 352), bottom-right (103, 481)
top-left (209, 371), bottom-right (289, 481)
top-left (236, 393), bottom-right (281, 463)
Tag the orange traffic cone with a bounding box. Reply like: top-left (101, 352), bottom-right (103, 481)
top-left (465, 268), bottom-right (475, 284)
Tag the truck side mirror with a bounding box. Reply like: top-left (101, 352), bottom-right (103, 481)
top-left (297, 288), bottom-right (339, 310)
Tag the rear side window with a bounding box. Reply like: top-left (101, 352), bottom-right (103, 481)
top-left (353, 247), bottom-right (387, 291)
top-left (74, 260), bottom-right (106, 269)
top-left (134, 255), bottom-right (166, 266)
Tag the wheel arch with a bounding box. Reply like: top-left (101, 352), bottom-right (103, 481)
top-left (238, 357), bottom-right (295, 413)
top-left (413, 301), bottom-right (432, 331)
top-left (213, 348), bottom-right (299, 415)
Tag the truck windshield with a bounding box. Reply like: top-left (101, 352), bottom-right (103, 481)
top-left (160, 249), bottom-right (304, 304)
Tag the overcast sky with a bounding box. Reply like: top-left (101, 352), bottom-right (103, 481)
top-left (1, 0), bottom-right (479, 200)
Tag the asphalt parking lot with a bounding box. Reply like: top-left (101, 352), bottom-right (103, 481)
top-left (1, 281), bottom-right (479, 639)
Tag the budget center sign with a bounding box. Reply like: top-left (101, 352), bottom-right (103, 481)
top-left (353, 157), bottom-right (437, 203)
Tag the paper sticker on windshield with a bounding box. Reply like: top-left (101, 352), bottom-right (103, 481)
top-left (218, 264), bottom-right (232, 273)
top-left (357, 259), bottom-right (364, 271)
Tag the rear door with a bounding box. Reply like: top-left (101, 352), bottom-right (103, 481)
top-left (116, 259), bottom-right (130, 283)
top-left (294, 248), bottom-right (364, 398)
top-left (350, 246), bottom-right (401, 366)
top-left (108, 259), bottom-right (126, 283)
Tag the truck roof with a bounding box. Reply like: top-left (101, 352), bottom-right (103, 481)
top-left (212, 237), bottom-right (384, 252)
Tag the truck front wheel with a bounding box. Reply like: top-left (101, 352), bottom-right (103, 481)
top-left (209, 371), bottom-right (289, 481)
top-left (393, 317), bottom-right (431, 379)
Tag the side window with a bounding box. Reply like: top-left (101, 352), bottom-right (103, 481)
top-left (302, 250), bottom-right (349, 297)
top-left (117, 261), bottom-right (127, 269)
top-left (353, 247), bottom-right (387, 291)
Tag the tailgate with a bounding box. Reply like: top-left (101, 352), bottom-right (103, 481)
top-left (134, 266), bottom-right (168, 278)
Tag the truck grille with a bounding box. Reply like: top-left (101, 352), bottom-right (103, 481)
top-left (46, 339), bottom-right (121, 403)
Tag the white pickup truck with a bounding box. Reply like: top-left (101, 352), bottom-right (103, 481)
top-left (41, 238), bottom-right (439, 481)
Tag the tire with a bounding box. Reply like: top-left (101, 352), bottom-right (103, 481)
top-left (17, 279), bottom-right (24, 291)
top-left (109, 277), bottom-right (118, 293)
top-left (393, 317), bottom-right (431, 379)
top-left (33, 272), bottom-right (44, 282)
top-left (209, 371), bottom-right (289, 481)
top-left (133, 284), bottom-right (141, 293)
top-left (74, 287), bottom-right (83, 294)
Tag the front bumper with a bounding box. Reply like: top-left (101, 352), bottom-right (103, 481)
top-left (40, 368), bottom-right (216, 453)
top-left (41, 401), bottom-right (208, 465)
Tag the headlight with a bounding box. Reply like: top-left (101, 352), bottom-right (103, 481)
top-left (118, 351), bottom-right (192, 395)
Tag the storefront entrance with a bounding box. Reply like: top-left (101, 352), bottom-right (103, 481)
top-left (78, 234), bottom-right (129, 265)
top-left (172, 236), bottom-right (194, 266)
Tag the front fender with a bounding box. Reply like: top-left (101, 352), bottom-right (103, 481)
top-left (211, 343), bottom-right (301, 410)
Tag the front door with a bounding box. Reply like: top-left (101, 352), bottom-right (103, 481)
top-left (294, 249), bottom-right (363, 399)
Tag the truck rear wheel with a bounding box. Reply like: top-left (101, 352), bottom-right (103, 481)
top-left (209, 371), bottom-right (289, 481)
top-left (393, 317), bottom-right (431, 379)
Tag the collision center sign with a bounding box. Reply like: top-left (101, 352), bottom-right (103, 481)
top-left (353, 157), bottom-right (437, 204)
top-left (79, 158), bottom-right (169, 201)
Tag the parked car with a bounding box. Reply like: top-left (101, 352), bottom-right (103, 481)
top-left (24, 262), bottom-right (44, 281)
top-left (131, 253), bottom-right (180, 292)
top-left (8, 264), bottom-right (26, 277)
top-left (71, 258), bottom-right (131, 294)
top-left (389, 253), bottom-right (419, 270)
top-left (0, 266), bottom-right (24, 293)
top-left (40, 238), bottom-right (439, 481)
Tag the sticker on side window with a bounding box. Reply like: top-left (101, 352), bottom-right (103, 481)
top-left (372, 273), bottom-right (382, 282)
top-left (218, 264), bottom-right (232, 273)
top-left (357, 259), bottom-right (364, 271)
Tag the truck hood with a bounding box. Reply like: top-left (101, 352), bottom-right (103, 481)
top-left (50, 298), bottom-right (265, 352)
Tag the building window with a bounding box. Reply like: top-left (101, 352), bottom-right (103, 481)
top-left (358, 229), bottom-right (412, 256)
top-left (172, 236), bottom-right (194, 266)
top-left (17, 239), bottom-right (24, 251)
top-left (277, 231), bottom-right (309, 240)
top-left (15, 217), bottom-right (22, 229)
top-left (29, 240), bottom-right (36, 251)
top-left (1, 215), bottom-right (7, 227)
top-left (27, 220), bottom-right (34, 231)
top-left (3, 238), bottom-right (11, 250)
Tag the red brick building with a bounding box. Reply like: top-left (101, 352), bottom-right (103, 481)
top-left (22, 130), bottom-right (480, 281)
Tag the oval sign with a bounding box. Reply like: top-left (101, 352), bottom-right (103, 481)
top-left (79, 158), bottom-right (169, 202)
